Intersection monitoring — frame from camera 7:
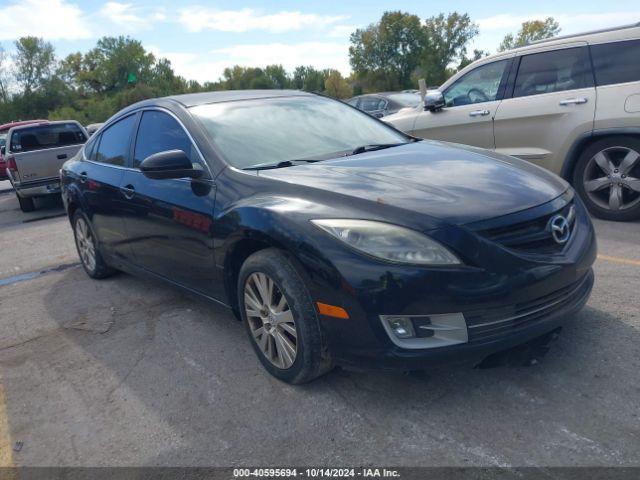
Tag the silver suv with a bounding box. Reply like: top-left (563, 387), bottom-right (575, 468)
top-left (385, 23), bottom-right (640, 221)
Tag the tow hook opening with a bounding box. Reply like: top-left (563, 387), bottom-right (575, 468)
top-left (475, 328), bottom-right (562, 369)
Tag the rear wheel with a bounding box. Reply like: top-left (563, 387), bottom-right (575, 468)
top-left (573, 137), bottom-right (640, 221)
top-left (238, 249), bottom-right (333, 384)
top-left (16, 194), bottom-right (35, 212)
top-left (72, 211), bottom-right (116, 279)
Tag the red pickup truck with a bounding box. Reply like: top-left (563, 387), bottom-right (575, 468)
top-left (0, 120), bottom-right (48, 180)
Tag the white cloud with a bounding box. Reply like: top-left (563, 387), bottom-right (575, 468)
top-left (100, 2), bottom-right (165, 28)
top-left (150, 42), bottom-right (351, 84)
top-left (328, 25), bottom-right (357, 38)
top-left (478, 11), bottom-right (640, 33)
top-left (178, 7), bottom-right (347, 33)
top-left (0, 0), bottom-right (91, 40)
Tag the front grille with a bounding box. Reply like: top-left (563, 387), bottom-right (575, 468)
top-left (476, 201), bottom-right (576, 254)
top-left (465, 271), bottom-right (593, 344)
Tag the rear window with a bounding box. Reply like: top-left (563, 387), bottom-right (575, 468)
top-left (590, 39), bottom-right (640, 86)
top-left (9, 123), bottom-right (86, 153)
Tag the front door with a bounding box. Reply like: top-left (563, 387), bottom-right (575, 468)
top-left (119, 109), bottom-right (217, 296)
top-left (493, 45), bottom-right (596, 174)
top-left (410, 58), bottom-right (512, 149)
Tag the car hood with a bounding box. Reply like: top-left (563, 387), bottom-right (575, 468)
top-left (258, 141), bottom-right (568, 225)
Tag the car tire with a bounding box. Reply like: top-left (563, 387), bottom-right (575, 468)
top-left (238, 248), bottom-right (333, 384)
top-left (72, 210), bottom-right (116, 279)
top-left (16, 194), bottom-right (35, 212)
top-left (573, 136), bottom-right (640, 221)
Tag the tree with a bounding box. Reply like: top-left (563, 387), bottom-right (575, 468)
top-left (419, 12), bottom-right (479, 86)
top-left (349, 11), bottom-right (427, 91)
top-left (13, 37), bottom-right (56, 94)
top-left (499, 17), bottom-right (561, 51)
top-left (293, 66), bottom-right (328, 92)
top-left (0, 47), bottom-right (10, 102)
top-left (458, 49), bottom-right (489, 70)
top-left (324, 70), bottom-right (351, 99)
top-left (78, 36), bottom-right (155, 93)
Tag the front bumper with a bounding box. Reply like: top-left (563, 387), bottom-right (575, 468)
top-left (304, 196), bottom-right (597, 370)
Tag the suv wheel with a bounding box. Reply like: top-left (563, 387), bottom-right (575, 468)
top-left (238, 248), bottom-right (333, 384)
top-left (72, 211), bottom-right (116, 279)
top-left (16, 194), bottom-right (35, 212)
top-left (573, 137), bottom-right (640, 221)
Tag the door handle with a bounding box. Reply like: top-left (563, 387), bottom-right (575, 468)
top-left (469, 109), bottom-right (490, 117)
top-left (559, 97), bottom-right (588, 106)
top-left (57, 153), bottom-right (68, 160)
top-left (120, 184), bottom-right (135, 200)
top-left (79, 172), bottom-right (88, 184)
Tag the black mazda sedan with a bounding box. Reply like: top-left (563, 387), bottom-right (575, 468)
top-left (60, 90), bottom-right (596, 383)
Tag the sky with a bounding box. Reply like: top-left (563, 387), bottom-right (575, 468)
top-left (1, 0), bottom-right (639, 84)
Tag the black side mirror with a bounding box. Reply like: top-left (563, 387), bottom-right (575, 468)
top-left (139, 150), bottom-right (204, 180)
top-left (424, 90), bottom-right (445, 112)
top-left (0, 146), bottom-right (5, 156)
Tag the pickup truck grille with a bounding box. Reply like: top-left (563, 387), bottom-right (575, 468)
top-left (476, 201), bottom-right (576, 254)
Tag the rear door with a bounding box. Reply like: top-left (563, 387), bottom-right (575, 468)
top-left (493, 45), bottom-right (596, 174)
top-left (10, 123), bottom-right (87, 182)
top-left (119, 109), bottom-right (217, 295)
top-left (410, 58), bottom-right (512, 149)
top-left (80, 114), bottom-right (138, 263)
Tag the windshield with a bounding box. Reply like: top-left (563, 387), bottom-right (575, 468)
top-left (190, 95), bottom-right (408, 169)
top-left (387, 93), bottom-right (421, 107)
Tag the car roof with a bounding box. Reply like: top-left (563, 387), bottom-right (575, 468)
top-left (165, 89), bottom-right (314, 108)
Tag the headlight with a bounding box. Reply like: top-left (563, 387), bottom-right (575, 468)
top-left (311, 219), bottom-right (461, 265)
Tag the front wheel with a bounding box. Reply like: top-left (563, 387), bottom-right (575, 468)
top-left (238, 249), bottom-right (333, 384)
top-left (573, 137), bottom-right (640, 221)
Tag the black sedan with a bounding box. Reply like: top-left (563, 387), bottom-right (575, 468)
top-left (60, 90), bottom-right (596, 384)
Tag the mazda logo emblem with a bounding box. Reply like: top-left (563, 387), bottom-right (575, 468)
top-left (548, 214), bottom-right (571, 244)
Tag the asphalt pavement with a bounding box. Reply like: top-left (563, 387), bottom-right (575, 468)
top-left (0, 186), bottom-right (638, 467)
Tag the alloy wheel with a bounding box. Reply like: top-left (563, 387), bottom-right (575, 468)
top-left (75, 217), bottom-right (97, 272)
top-left (583, 146), bottom-right (640, 211)
top-left (244, 272), bottom-right (298, 369)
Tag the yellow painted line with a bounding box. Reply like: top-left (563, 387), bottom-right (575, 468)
top-left (598, 254), bottom-right (640, 267)
top-left (0, 380), bottom-right (13, 467)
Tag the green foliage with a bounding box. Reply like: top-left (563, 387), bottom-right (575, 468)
top-left (349, 11), bottom-right (426, 91)
top-left (349, 11), bottom-right (478, 90)
top-left (323, 70), bottom-right (351, 99)
top-left (499, 17), bottom-right (561, 51)
top-left (13, 37), bottom-right (56, 93)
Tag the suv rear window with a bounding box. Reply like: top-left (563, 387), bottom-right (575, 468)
top-left (9, 123), bottom-right (86, 153)
top-left (590, 39), bottom-right (640, 86)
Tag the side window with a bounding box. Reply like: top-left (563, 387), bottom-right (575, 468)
top-left (444, 59), bottom-right (509, 107)
top-left (513, 47), bottom-right (592, 98)
top-left (84, 136), bottom-right (98, 160)
top-left (360, 97), bottom-right (386, 112)
top-left (94, 115), bottom-right (136, 166)
top-left (133, 111), bottom-right (200, 169)
top-left (591, 39), bottom-right (640, 86)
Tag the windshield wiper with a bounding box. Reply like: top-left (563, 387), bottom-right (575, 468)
top-left (349, 143), bottom-right (407, 156)
top-left (243, 159), bottom-right (321, 171)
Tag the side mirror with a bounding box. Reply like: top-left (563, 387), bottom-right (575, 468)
top-left (139, 150), bottom-right (204, 180)
top-left (0, 146), bottom-right (5, 156)
top-left (424, 90), bottom-right (445, 112)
